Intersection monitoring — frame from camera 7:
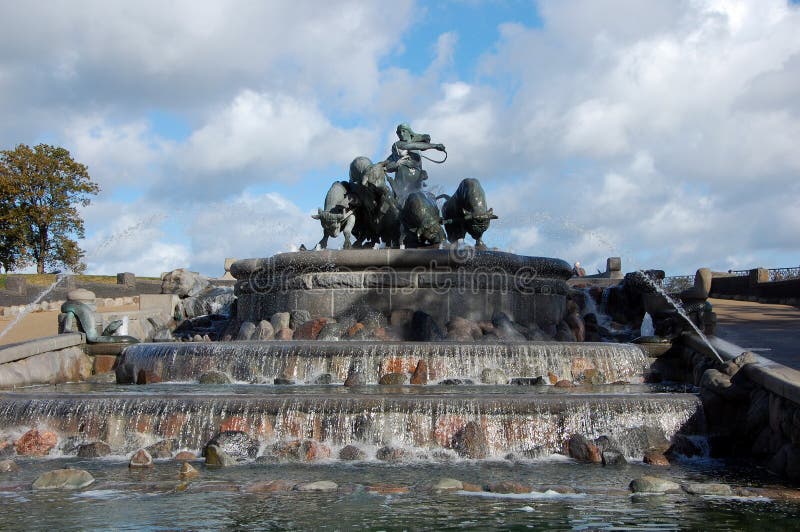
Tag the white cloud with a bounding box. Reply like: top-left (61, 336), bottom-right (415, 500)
top-left (64, 115), bottom-right (170, 190)
top-left (80, 202), bottom-right (190, 276)
top-left (186, 192), bottom-right (321, 275)
top-left (176, 90), bottom-right (374, 185)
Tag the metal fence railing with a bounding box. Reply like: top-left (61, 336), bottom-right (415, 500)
top-left (665, 267), bottom-right (800, 291)
top-left (662, 275), bottom-right (694, 293)
top-left (768, 267), bottom-right (800, 282)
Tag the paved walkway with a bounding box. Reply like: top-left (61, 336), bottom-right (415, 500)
top-left (711, 298), bottom-right (800, 370)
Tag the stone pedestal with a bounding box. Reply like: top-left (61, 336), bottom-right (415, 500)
top-left (4, 277), bottom-right (26, 295)
top-left (117, 272), bottom-right (136, 288)
top-left (232, 249), bottom-right (572, 329)
top-left (59, 289), bottom-right (97, 335)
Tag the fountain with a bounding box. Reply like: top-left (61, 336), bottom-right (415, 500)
top-left (1, 124), bottom-right (799, 529)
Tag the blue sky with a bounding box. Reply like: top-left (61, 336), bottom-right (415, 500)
top-left (1, 0), bottom-right (799, 277)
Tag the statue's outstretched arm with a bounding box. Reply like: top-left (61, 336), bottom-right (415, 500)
top-left (395, 141), bottom-right (446, 152)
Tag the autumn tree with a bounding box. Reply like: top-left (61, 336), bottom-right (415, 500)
top-left (0, 144), bottom-right (100, 274)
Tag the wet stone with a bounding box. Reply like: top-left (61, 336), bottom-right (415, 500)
top-left (485, 481), bottom-right (530, 494)
top-left (510, 377), bottom-right (546, 386)
top-left (410, 360), bottom-right (428, 385)
top-left (129, 449), bottom-right (154, 468)
top-left (440, 379), bottom-right (474, 385)
top-left (174, 451), bottom-right (198, 461)
top-left (338, 445), bottom-right (366, 461)
top-left (179, 462), bottom-right (199, 479)
top-left (243, 480), bottom-right (295, 493)
top-left (270, 312), bottom-right (290, 332)
top-left (555, 380), bottom-right (575, 388)
top-left (379, 372), bottom-right (408, 385)
top-left (255, 320), bottom-right (274, 340)
top-left (294, 318), bottom-right (329, 340)
top-left (15, 429), bottom-right (57, 456)
top-left (295, 480), bottom-right (337, 492)
top-left (432, 478), bottom-right (464, 491)
top-left (344, 367), bottom-right (366, 387)
top-left (312, 373), bottom-right (333, 385)
top-left (344, 322), bottom-right (367, 340)
top-left (316, 322), bottom-right (344, 341)
top-left (275, 328), bottom-right (294, 340)
top-left (146, 439), bottom-right (176, 459)
top-left (682, 482), bottom-right (733, 496)
top-left (666, 434), bottom-right (705, 459)
top-left (236, 321), bottom-right (256, 341)
top-left (272, 440), bottom-right (331, 462)
top-left (452, 421), bottom-right (488, 459)
top-left (410, 310), bottom-right (445, 341)
top-left (205, 444), bottom-right (237, 467)
top-left (601, 450), bottom-right (627, 466)
top-left (274, 377), bottom-right (295, 385)
top-left (643, 450), bottom-right (671, 466)
top-left (77, 441), bottom-right (112, 458)
top-left (376, 446), bottom-right (409, 462)
top-left (629, 476), bottom-right (681, 493)
top-left (206, 431), bottom-right (259, 460)
top-left (0, 440), bottom-right (14, 457)
top-left (566, 434), bottom-right (602, 463)
top-left (0, 459), bottom-right (19, 473)
top-left (289, 310), bottom-right (311, 329)
top-left (360, 309), bottom-right (388, 330)
top-left (32, 469), bottom-right (94, 490)
top-left (199, 371), bottom-right (232, 384)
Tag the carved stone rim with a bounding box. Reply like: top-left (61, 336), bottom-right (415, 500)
top-left (231, 249), bottom-right (572, 280)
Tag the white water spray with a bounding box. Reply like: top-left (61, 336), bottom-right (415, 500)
top-left (0, 274), bottom-right (68, 341)
top-left (636, 272), bottom-right (723, 363)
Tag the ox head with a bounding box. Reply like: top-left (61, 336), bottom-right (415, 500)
top-left (312, 208), bottom-right (352, 235)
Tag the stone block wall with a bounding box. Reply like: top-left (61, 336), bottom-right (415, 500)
top-left (710, 269), bottom-right (800, 305)
top-left (675, 334), bottom-right (800, 480)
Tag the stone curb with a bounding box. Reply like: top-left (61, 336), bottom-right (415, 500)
top-left (0, 333), bottom-right (85, 365)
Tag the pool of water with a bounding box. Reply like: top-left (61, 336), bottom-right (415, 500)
top-left (0, 457), bottom-right (797, 530)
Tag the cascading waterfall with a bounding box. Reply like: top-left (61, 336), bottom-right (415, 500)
top-left (119, 341), bottom-right (652, 384)
top-left (0, 390), bottom-right (701, 459)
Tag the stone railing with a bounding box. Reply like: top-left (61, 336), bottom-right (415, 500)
top-left (709, 268), bottom-right (800, 305)
top-left (727, 267), bottom-right (800, 281)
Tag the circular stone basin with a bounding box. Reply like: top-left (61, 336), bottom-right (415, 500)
top-left (231, 249), bottom-right (573, 279)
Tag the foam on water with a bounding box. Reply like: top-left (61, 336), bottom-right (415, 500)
top-left (458, 489), bottom-right (587, 499)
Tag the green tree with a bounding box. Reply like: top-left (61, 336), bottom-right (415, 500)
top-left (0, 159), bottom-right (30, 273)
top-left (0, 144), bottom-right (100, 274)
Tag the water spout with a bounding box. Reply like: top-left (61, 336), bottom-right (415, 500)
top-left (636, 272), bottom-right (723, 363)
top-left (640, 312), bottom-right (654, 337)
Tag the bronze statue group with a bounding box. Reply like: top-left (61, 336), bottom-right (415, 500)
top-left (312, 124), bottom-right (497, 250)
